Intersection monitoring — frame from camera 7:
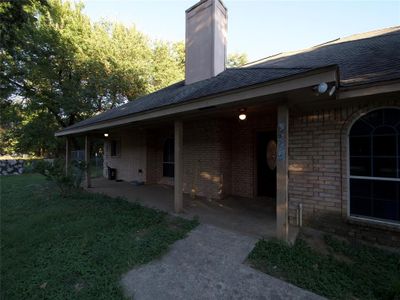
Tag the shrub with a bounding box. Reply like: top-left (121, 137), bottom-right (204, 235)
top-left (34, 159), bottom-right (87, 196)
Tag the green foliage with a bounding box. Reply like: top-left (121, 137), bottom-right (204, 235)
top-left (248, 237), bottom-right (400, 300)
top-left (34, 159), bottom-right (86, 196)
top-left (0, 174), bottom-right (198, 299)
top-left (227, 53), bottom-right (248, 68)
top-left (1, 0), bottom-right (184, 156)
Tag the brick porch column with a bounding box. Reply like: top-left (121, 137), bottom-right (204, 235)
top-left (174, 120), bottom-right (183, 213)
top-left (276, 105), bottom-right (289, 241)
top-left (85, 135), bottom-right (91, 188)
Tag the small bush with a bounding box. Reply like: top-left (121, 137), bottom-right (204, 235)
top-left (34, 159), bottom-right (86, 196)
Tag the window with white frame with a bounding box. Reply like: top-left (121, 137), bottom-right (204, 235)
top-left (349, 108), bottom-right (400, 223)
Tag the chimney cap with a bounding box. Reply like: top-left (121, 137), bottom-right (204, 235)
top-left (186, 0), bottom-right (227, 13)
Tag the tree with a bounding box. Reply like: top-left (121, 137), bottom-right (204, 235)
top-left (1, 0), bottom-right (185, 156)
top-left (227, 53), bottom-right (248, 68)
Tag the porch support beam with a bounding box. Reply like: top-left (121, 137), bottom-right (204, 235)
top-left (85, 135), bottom-right (91, 188)
top-left (65, 137), bottom-right (70, 176)
top-left (174, 120), bottom-right (183, 213)
top-left (276, 104), bottom-right (289, 241)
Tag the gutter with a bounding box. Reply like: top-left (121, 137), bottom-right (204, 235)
top-left (337, 79), bottom-right (400, 99)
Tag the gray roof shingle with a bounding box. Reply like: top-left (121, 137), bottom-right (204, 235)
top-left (58, 26), bottom-right (400, 133)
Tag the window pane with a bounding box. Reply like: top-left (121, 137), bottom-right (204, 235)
top-left (350, 157), bottom-right (371, 176)
top-left (350, 179), bottom-right (372, 217)
top-left (373, 157), bottom-right (397, 177)
top-left (383, 108), bottom-right (400, 126)
top-left (350, 136), bottom-right (370, 156)
top-left (362, 109), bottom-right (384, 127)
top-left (373, 135), bottom-right (396, 156)
top-left (351, 178), bottom-right (372, 198)
top-left (350, 179), bottom-right (400, 222)
top-left (111, 141), bottom-right (117, 156)
top-left (372, 181), bottom-right (399, 221)
top-left (374, 126), bottom-right (396, 135)
top-left (350, 120), bottom-right (372, 136)
top-left (374, 200), bottom-right (399, 221)
top-left (163, 163), bottom-right (174, 177)
top-left (163, 139), bottom-right (174, 162)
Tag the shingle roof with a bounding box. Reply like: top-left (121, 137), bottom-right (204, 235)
top-left (247, 26), bottom-right (400, 86)
top-left (58, 26), bottom-right (400, 133)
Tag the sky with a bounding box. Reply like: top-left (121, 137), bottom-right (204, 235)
top-left (81, 0), bottom-right (400, 62)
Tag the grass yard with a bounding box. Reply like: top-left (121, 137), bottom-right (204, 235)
top-left (248, 232), bottom-right (400, 300)
top-left (0, 174), bottom-right (197, 299)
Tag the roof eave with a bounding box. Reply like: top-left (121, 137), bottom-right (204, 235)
top-left (55, 65), bottom-right (339, 137)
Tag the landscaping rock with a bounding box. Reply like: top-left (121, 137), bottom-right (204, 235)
top-left (0, 159), bottom-right (25, 176)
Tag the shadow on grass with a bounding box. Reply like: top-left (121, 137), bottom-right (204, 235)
top-left (1, 174), bottom-right (198, 300)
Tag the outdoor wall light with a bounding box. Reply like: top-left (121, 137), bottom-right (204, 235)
top-left (238, 108), bottom-right (247, 121)
top-left (104, 133), bottom-right (109, 137)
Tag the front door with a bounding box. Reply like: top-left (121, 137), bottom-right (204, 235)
top-left (257, 131), bottom-right (277, 197)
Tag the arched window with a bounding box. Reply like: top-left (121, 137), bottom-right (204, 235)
top-left (163, 138), bottom-right (174, 177)
top-left (349, 108), bottom-right (400, 223)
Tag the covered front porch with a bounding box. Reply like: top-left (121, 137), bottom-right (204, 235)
top-left (60, 66), bottom-right (338, 242)
top-left (89, 177), bottom-right (279, 238)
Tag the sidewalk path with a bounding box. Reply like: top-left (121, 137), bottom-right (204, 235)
top-left (121, 224), bottom-right (324, 300)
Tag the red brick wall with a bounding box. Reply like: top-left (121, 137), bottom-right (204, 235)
top-left (288, 96), bottom-right (400, 226)
top-left (231, 113), bottom-right (276, 198)
top-left (145, 113), bottom-right (276, 199)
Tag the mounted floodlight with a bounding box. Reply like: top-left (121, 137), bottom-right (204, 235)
top-left (329, 85), bottom-right (337, 96)
top-left (104, 133), bottom-right (109, 137)
top-left (317, 82), bottom-right (328, 94)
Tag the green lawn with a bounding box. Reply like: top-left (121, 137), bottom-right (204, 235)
top-left (248, 234), bottom-right (400, 300)
top-left (1, 174), bottom-right (197, 299)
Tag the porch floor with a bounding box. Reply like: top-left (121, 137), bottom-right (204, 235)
top-left (88, 177), bottom-right (277, 238)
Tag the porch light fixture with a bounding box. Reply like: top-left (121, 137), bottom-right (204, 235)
top-left (104, 133), bottom-right (109, 137)
top-left (238, 108), bottom-right (247, 121)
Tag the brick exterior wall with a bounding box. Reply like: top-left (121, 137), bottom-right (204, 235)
top-left (231, 112), bottom-right (276, 198)
top-left (103, 128), bottom-right (147, 182)
top-left (144, 114), bottom-right (276, 199)
top-left (102, 95), bottom-right (400, 246)
top-left (288, 96), bottom-right (400, 227)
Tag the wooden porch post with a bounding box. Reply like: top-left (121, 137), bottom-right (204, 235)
top-left (276, 104), bottom-right (289, 241)
top-left (65, 137), bottom-right (70, 176)
top-left (85, 135), bottom-right (91, 188)
top-left (174, 120), bottom-right (183, 213)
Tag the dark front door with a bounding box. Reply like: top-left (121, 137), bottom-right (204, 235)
top-left (257, 131), bottom-right (277, 197)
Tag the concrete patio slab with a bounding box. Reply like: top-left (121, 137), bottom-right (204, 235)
top-left (89, 178), bottom-right (276, 238)
top-left (121, 224), bottom-right (324, 300)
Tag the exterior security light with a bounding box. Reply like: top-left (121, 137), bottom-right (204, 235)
top-left (317, 82), bottom-right (328, 94)
top-left (104, 133), bottom-right (109, 137)
top-left (238, 108), bottom-right (247, 121)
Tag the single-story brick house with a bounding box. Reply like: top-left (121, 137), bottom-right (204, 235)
top-left (56, 0), bottom-right (400, 243)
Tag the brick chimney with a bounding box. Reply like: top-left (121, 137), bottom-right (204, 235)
top-left (185, 0), bottom-right (227, 85)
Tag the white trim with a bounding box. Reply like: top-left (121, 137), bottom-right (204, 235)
top-left (346, 106), bottom-right (400, 225)
top-left (348, 215), bottom-right (400, 229)
top-left (350, 175), bottom-right (400, 182)
top-left (338, 81), bottom-right (400, 99)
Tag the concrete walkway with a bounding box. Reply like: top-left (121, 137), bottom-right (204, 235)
top-left (121, 224), bottom-right (324, 300)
